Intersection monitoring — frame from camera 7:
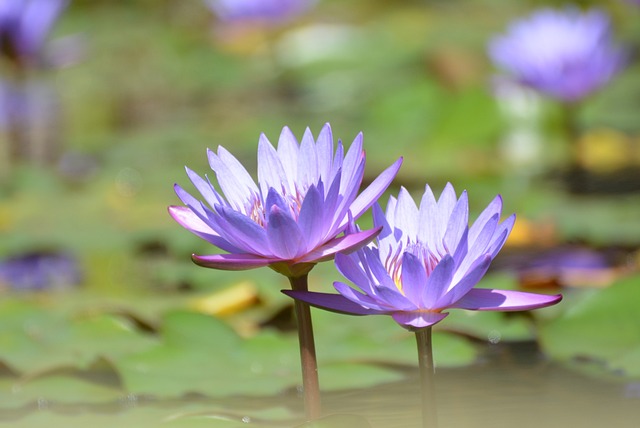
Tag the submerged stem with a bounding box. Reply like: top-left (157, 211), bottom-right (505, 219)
top-left (288, 274), bottom-right (321, 420)
top-left (415, 327), bottom-right (438, 428)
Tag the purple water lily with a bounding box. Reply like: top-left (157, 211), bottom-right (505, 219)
top-left (169, 123), bottom-right (401, 419)
top-left (488, 8), bottom-right (626, 102)
top-left (0, 0), bottom-right (68, 66)
top-left (285, 183), bottom-right (562, 330)
top-left (204, 0), bottom-right (316, 25)
top-left (169, 123), bottom-right (402, 278)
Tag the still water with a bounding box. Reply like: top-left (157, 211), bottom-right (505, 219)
top-left (2, 343), bottom-right (636, 428)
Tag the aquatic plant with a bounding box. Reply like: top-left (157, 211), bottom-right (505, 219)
top-left (488, 8), bottom-right (625, 102)
top-left (204, 0), bottom-right (316, 25)
top-left (285, 183), bottom-right (562, 426)
top-left (169, 123), bottom-right (402, 419)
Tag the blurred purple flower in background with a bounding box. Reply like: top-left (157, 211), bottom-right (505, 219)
top-left (204, 0), bottom-right (317, 25)
top-left (285, 184), bottom-right (562, 330)
top-left (0, 0), bottom-right (69, 67)
top-left (169, 123), bottom-right (402, 278)
top-left (0, 251), bottom-right (81, 291)
top-left (488, 8), bottom-right (626, 102)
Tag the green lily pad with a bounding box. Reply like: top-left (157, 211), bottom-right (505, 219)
top-left (114, 310), bottom-right (300, 397)
top-left (539, 274), bottom-right (640, 377)
top-left (441, 309), bottom-right (536, 343)
top-left (2, 375), bottom-right (123, 408)
top-left (0, 300), bottom-right (155, 374)
top-left (311, 306), bottom-right (479, 368)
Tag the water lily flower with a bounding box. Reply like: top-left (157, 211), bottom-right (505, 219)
top-left (0, 250), bottom-right (81, 291)
top-left (0, 0), bottom-right (69, 67)
top-left (284, 184), bottom-right (562, 330)
top-left (169, 123), bottom-right (401, 419)
top-left (169, 123), bottom-right (402, 278)
top-left (204, 0), bottom-right (317, 25)
top-left (488, 8), bottom-right (626, 102)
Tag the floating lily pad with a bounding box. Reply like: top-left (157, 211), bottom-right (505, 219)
top-left (0, 300), bottom-right (155, 374)
top-left (539, 275), bottom-right (640, 377)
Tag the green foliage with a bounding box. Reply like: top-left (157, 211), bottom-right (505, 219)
top-left (539, 275), bottom-right (640, 379)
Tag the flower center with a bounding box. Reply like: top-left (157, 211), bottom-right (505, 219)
top-left (384, 240), bottom-right (449, 293)
top-left (247, 184), bottom-right (308, 227)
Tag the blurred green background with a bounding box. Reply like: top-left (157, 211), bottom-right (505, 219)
top-left (1, 0), bottom-right (640, 427)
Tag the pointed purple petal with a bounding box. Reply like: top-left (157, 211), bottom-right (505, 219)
top-left (438, 255), bottom-right (492, 308)
top-left (418, 184), bottom-right (438, 245)
top-left (168, 206), bottom-right (240, 253)
top-left (373, 284), bottom-right (416, 311)
top-left (422, 254), bottom-right (455, 308)
top-left (400, 252), bottom-right (427, 305)
top-left (315, 124), bottom-right (333, 186)
top-left (266, 206), bottom-right (304, 259)
top-left (297, 184), bottom-right (325, 250)
top-left (297, 227), bottom-right (381, 263)
top-left (275, 126), bottom-right (299, 190)
top-left (186, 167), bottom-right (222, 209)
top-left (334, 281), bottom-right (389, 311)
top-left (444, 190), bottom-right (468, 253)
top-left (340, 132), bottom-right (364, 192)
top-left (334, 251), bottom-right (377, 295)
top-left (450, 288), bottom-right (562, 311)
top-left (391, 311), bottom-right (449, 330)
top-left (468, 195), bottom-right (502, 246)
top-left (192, 253), bottom-right (280, 270)
top-left (297, 127), bottom-right (319, 190)
top-left (258, 133), bottom-right (289, 198)
top-left (216, 205), bottom-right (272, 255)
top-left (282, 290), bottom-right (382, 315)
top-left (488, 214), bottom-right (516, 258)
top-left (207, 147), bottom-right (258, 212)
top-left (394, 187), bottom-right (419, 237)
top-left (341, 157), bottom-right (403, 226)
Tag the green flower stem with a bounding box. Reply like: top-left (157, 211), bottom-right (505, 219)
top-left (288, 274), bottom-right (321, 420)
top-left (415, 326), bottom-right (438, 428)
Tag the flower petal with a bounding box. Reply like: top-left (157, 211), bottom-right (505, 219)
top-left (444, 190), bottom-right (468, 253)
top-left (168, 206), bottom-right (240, 253)
top-left (297, 184), bottom-right (325, 250)
top-left (185, 167), bottom-right (223, 209)
top-left (394, 187), bottom-right (419, 237)
top-left (297, 127), bottom-right (319, 190)
top-left (333, 281), bottom-right (389, 311)
top-left (283, 290), bottom-right (382, 315)
top-left (266, 205), bottom-right (304, 259)
top-left (341, 157), bottom-right (403, 226)
top-left (258, 133), bottom-right (289, 198)
top-left (215, 205), bottom-right (271, 255)
top-left (373, 283), bottom-right (416, 311)
top-left (276, 126), bottom-right (299, 189)
top-left (422, 254), bottom-right (455, 308)
top-left (450, 288), bottom-right (562, 311)
top-left (207, 147), bottom-right (258, 212)
top-left (391, 311), bottom-right (449, 330)
top-left (297, 227), bottom-right (381, 263)
top-left (334, 251), bottom-right (376, 295)
top-left (468, 195), bottom-right (502, 246)
top-left (488, 214), bottom-right (516, 258)
top-left (438, 255), bottom-right (492, 308)
top-left (400, 252), bottom-right (427, 305)
top-left (315, 123), bottom-right (334, 186)
top-left (192, 253), bottom-right (280, 270)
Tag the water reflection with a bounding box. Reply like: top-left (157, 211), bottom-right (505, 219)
top-left (2, 343), bottom-right (637, 427)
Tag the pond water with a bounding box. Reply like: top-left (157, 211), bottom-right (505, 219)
top-left (2, 343), bottom-right (637, 428)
